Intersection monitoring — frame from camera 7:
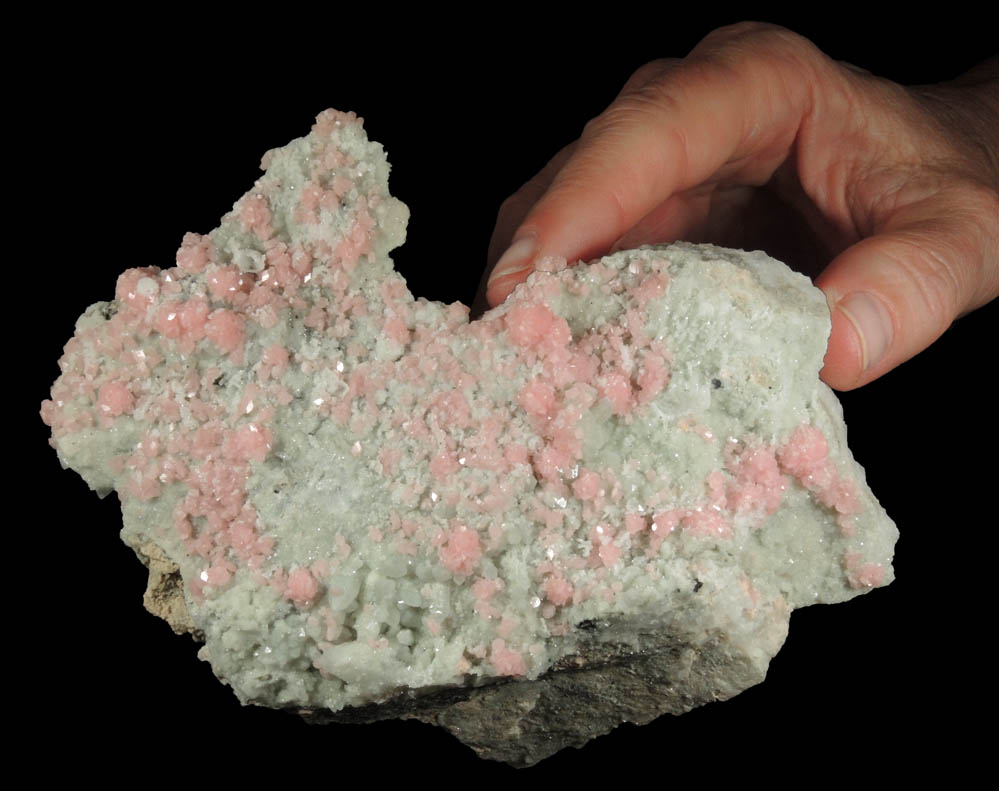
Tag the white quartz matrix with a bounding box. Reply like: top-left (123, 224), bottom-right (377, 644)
top-left (42, 110), bottom-right (897, 715)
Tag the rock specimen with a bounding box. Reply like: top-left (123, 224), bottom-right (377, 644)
top-left (41, 110), bottom-right (897, 765)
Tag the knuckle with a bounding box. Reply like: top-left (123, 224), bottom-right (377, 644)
top-left (693, 22), bottom-right (826, 77)
top-left (583, 82), bottom-right (683, 142)
top-left (621, 58), bottom-right (681, 94)
top-left (698, 21), bottom-right (803, 52)
top-left (700, 21), bottom-right (780, 44)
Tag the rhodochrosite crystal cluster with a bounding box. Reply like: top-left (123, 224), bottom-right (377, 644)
top-left (41, 110), bottom-right (897, 765)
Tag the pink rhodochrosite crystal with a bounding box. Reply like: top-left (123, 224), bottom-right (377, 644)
top-left (40, 110), bottom-right (898, 765)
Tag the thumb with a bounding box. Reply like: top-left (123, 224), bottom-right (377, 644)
top-left (818, 186), bottom-right (998, 390)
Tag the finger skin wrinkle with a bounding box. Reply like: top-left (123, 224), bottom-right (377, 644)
top-left (800, 93), bottom-right (871, 225)
top-left (662, 124), bottom-right (691, 197)
top-left (619, 58), bottom-right (679, 96)
top-left (883, 233), bottom-right (966, 335)
top-left (695, 21), bottom-right (789, 53)
top-left (794, 59), bottom-right (899, 226)
top-left (913, 239), bottom-right (967, 328)
top-left (704, 31), bottom-right (818, 187)
top-left (971, 186), bottom-right (999, 307)
top-left (617, 63), bottom-right (732, 186)
top-left (847, 164), bottom-right (915, 236)
top-left (934, 184), bottom-right (999, 310)
top-left (548, 114), bottom-right (683, 252)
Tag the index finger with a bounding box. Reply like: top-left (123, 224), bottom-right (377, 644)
top-left (485, 23), bottom-right (826, 306)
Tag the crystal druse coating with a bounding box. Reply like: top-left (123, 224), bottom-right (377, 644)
top-left (41, 110), bottom-right (897, 761)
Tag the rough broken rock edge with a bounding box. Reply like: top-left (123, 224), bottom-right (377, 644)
top-left (139, 532), bottom-right (781, 766)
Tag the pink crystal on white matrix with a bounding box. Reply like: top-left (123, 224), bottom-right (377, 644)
top-left (40, 110), bottom-right (898, 762)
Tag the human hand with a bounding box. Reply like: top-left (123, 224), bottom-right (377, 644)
top-left (482, 23), bottom-right (998, 390)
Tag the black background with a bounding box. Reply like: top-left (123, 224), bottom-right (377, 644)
top-left (28, 11), bottom-right (996, 783)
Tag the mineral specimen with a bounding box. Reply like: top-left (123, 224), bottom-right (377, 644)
top-left (41, 109), bottom-right (897, 765)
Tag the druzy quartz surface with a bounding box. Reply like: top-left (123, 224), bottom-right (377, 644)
top-left (41, 110), bottom-right (898, 762)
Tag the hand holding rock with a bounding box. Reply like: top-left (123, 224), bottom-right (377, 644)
top-left (484, 23), bottom-right (999, 390)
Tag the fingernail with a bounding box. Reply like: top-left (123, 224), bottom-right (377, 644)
top-left (837, 292), bottom-right (893, 371)
top-left (488, 236), bottom-right (535, 285)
